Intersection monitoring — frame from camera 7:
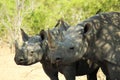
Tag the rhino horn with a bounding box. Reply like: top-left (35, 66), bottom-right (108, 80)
top-left (21, 28), bottom-right (29, 41)
top-left (47, 29), bottom-right (56, 48)
top-left (14, 40), bottom-right (20, 53)
top-left (58, 29), bottom-right (64, 41)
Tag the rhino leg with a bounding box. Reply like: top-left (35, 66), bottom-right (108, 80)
top-left (101, 61), bottom-right (120, 80)
top-left (42, 63), bottom-right (59, 80)
top-left (62, 65), bottom-right (76, 80)
top-left (106, 63), bottom-right (120, 80)
top-left (87, 67), bottom-right (99, 80)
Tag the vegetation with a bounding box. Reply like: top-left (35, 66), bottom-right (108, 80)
top-left (0, 0), bottom-right (119, 43)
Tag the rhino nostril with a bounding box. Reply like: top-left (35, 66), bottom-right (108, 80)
top-left (14, 57), bottom-right (26, 65)
top-left (55, 57), bottom-right (62, 62)
top-left (19, 58), bottom-right (24, 62)
top-left (30, 51), bottom-right (34, 54)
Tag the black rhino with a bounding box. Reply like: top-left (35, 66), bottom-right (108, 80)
top-left (14, 20), bottom-right (99, 80)
top-left (47, 12), bottom-right (120, 80)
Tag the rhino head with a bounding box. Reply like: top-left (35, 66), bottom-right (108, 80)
top-left (14, 19), bottom-right (70, 65)
top-left (47, 23), bottom-right (92, 64)
top-left (14, 29), bottom-right (46, 65)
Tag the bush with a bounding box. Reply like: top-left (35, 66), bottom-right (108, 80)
top-left (0, 0), bottom-right (119, 41)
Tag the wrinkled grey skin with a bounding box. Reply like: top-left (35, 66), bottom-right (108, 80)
top-left (14, 20), bottom-right (99, 80)
top-left (48, 12), bottom-right (120, 80)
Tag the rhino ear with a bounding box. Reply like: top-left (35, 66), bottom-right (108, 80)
top-left (54, 19), bottom-right (70, 31)
top-left (83, 23), bottom-right (92, 35)
top-left (21, 28), bottom-right (29, 41)
top-left (39, 29), bottom-right (47, 41)
top-left (60, 19), bottom-right (70, 31)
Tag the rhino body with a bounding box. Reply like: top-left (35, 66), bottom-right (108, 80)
top-left (47, 12), bottom-right (120, 80)
top-left (14, 20), bottom-right (99, 80)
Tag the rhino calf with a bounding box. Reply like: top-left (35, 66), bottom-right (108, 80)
top-left (47, 12), bottom-right (120, 80)
top-left (14, 20), bottom-right (99, 80)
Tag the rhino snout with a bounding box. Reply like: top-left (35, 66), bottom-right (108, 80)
top-left (51, 56), bottom-right (62, 64)
top-left (56, 57), bottom-right (62, 62)
top-left (14, 56), bottom-right (26, 65)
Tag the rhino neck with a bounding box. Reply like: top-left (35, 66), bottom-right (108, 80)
top-left (81, 18), bottom-right (101, 61)
top-left (82, 12), bottom-right (115, 61)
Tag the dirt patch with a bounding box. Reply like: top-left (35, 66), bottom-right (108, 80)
top-left (0, 42), bottom-right (106, 80)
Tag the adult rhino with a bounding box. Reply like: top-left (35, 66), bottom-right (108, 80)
top-left (14, 20), bottom-right (99, 80)
top-left (47, 12), bottom-right (120, 80)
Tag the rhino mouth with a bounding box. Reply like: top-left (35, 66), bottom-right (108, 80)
top-left (56, 59), bottom-right (62, 64)
top-left (14, 58), bottom-right (29, 66)
top-left (15, 59), bottom-right (28, 65)
top-left (15, 59), bottom-right (39, 66)
top-left (51, 59), bottom-right (62, 66)
top-left (15, 61), bottom-right (37, 66)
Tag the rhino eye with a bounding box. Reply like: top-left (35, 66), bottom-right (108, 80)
top-left (31, 51), bottom-right (34, 54)
top-left (29, 51), bottom-right (34, 56)
top-left (69, 47), bottom-right (74, 50)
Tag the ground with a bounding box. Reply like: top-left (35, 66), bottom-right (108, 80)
top-left (0, 42), bottom-right (106, 80)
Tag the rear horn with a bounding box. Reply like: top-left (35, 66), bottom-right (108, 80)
top-left (47, 29), bottom-right (56, 48)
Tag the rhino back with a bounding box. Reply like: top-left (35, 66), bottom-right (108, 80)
top-left (81, 12), bottom-right (120, 65)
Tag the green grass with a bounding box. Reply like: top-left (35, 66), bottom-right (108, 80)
top-left (0, 0), bottom-right (119, 41)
